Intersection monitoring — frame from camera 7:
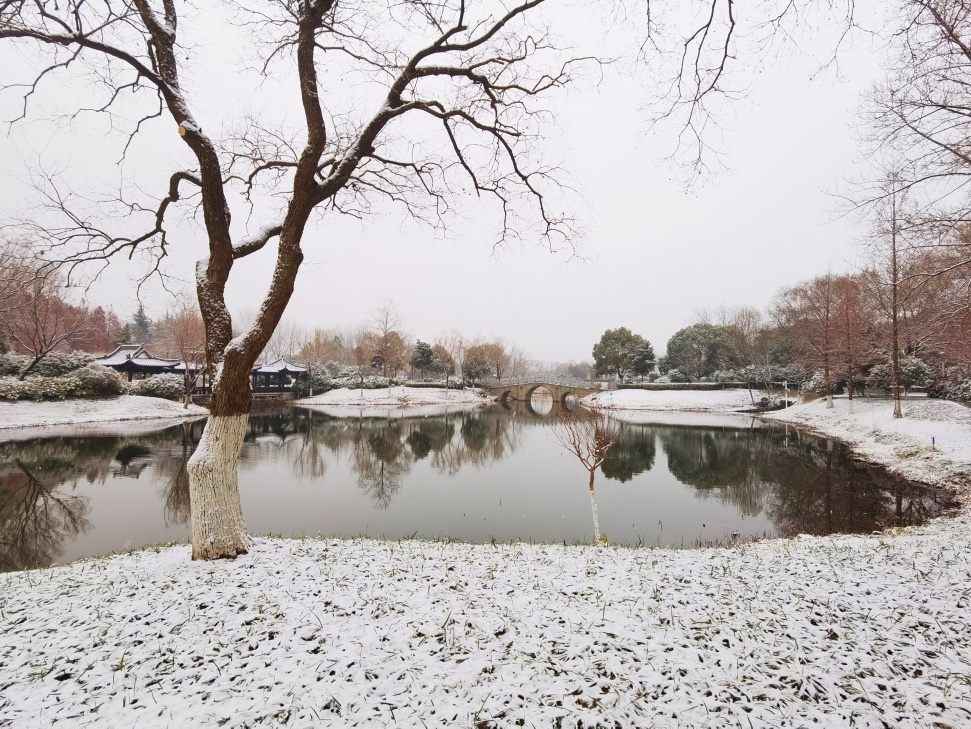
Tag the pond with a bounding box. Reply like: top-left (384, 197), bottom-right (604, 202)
top-left (0, 400), bottom-right (953, 572)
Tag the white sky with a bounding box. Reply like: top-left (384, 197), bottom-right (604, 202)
top-left (0, 1), bottom-right (887, 363)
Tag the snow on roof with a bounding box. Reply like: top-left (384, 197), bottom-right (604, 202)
top-left (253, 358), bottom-right (308, 374)
top-left (95, 345), bottom-right (179, 370)
top-left (93, 344), bottom-right (145, 365)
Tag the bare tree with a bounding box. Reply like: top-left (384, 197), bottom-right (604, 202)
top-left (260, 319), bottom-right (307, 364)
top-left (3, 270), bottom-right (86, 380)
top-left (507, 344), bottom-right (532, 378)
top-left (773, 275), bottom-right (841, 409)
top-left (1, 0), bottom-right (580, 559)
top-left (369, 301), bottom-right (406, 377)
top-left (831, 275), bottom-right (867, 413)
top-left (297, 327), bottom-right (343, 396)
top-left (350, 328), bottom-right (379, 395)
top-left (549, 407), bottom-right (623, 542)
top-left (863, 173), bottom-right (921, 418)
top-left (154, 305), bottom-right (206, 406)
top-left (482, 338), bottom-right (510, 381)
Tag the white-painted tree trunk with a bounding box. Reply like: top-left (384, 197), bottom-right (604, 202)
top-left (187, 414), bottom-right (250, 560)
top-left (588, 481), bottom-right (601, 543)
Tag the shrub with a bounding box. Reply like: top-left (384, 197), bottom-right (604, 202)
top-left (0, 375), bottom-right (83, 401)
top-left (616, 382), bottom-right (726, 391)
top-left (72, 363), bottom-right (126, 397)
top-left (0, 351), bottom-right (94, 378)
top-left (870, 357), bottom-right (932, 394)
top-left (655, 368), bottom-right (687, 384)
top-left (31, 351), bottom-right (94, 377)
top-left (946, 380), bottom-right (971, 402)
top-left (129, 373), bottom-right (184, 401)
top-left (0, 354), bottom-right (27, 377)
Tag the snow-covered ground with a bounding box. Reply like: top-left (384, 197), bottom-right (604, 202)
top-left (2, 524), bottom-right (970, 728)
top-left (0, 396), bottom-right (207, 442)
top-left (763, 396), bottom-right (971, 498)
top-left (297, 386), bottom-right (493, 418)
top-left (3, 389), bottom-right (971, 727)
top-left (584, 387), bottom-right (762, 413)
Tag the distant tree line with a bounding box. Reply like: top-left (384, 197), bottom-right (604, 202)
top-left (591, 231), bottom-right (970, 413)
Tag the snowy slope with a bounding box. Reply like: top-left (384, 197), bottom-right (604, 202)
top-left (0, 396), bottom-right (207, 441)
top-left (298, 386), bottom-right (492, 418)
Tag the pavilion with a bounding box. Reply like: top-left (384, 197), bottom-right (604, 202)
top-left (94, 345), bottom-right (182, 382)
top-left (252, 358), bottom-right (309, 393)
top-left (96, 345), bottom-right (306, 395)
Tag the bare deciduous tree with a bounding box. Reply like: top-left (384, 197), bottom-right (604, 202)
top-left (549, 407), bottom-right (623, 542)
top-left (773, 275), bottom-right (841, 409)
top-left (154, 305), bottom-right (206, 406)
top-left (865, 174), bottom-right (915, 419)
top-left (3, 271), bottom-right (86, 380)
top-left (1, 0), bottom-right (579, 559)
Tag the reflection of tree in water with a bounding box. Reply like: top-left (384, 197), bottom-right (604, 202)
top-left (657, 425), bottom-right (952, 535)
top-left (154, 423), bottom-right (194, 526)
top-left (0, 439), bottom-right (104, 571)
top-left (660, 427), bottom-right (768, 517)
top-left (405, 419), bottom-right (455, 461)
top-left (461, 416), bottom-right (491, 452)
top-left (111, 444), bottom-right (153, 477)
top-left (432, 411), bottom-right (522, 475)
top-left (601, 428), bottom-right (657, 483)
top-left (353, 421), bottom-right (410, 508)
top-left (764, 440), bottom-right (950, 536)
top-left (279, 408), bottom-right (526, 506)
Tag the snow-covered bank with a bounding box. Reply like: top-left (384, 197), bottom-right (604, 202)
top-left (297, 386), bottom-right (493, 418)
top-left (3, 525), bottom-right (971, 728)
top-left (0, 396), bottom-right (207, 441)
top-left (763, 396), bottom-right (971, 496)
top-left (584, 389), bottom-right (971, 497)
top-left (584, 387), bottom-right (762, 413)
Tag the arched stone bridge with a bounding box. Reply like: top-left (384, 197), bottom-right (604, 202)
top-left (483, 377), bottom-right (601, 406)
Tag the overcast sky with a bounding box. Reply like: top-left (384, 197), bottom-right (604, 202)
top-left (0, 1), bottom-right (888, 363)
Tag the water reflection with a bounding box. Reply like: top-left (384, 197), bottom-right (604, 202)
top-left (0, 402), bottom-right (954, 571)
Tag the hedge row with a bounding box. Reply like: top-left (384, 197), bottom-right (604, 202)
top-left (403, 382), bottom-right (466, 390)
top-left (616, 382), bottom-right (743, 391)
top-left (0, 366), bottom-right (184, 402)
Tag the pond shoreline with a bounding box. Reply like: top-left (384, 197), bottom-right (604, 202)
top-left (584, 388), bottom-right (971, 502)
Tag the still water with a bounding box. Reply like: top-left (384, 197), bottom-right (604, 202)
top-left (0, 399), bottom-right (952, 571)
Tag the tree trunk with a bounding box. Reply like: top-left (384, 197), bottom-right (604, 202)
top-left (187, 413), bottom-right (249, 560)
top-left (824, 362), bottom-right (834, 409)
top-left (186, 364), bottom-right (252, 560)
top-left (588, 470), bottom-right (601, 543)
top-left (17, 353), bottom-right (45, 380)
top-left (890, 186), bottom-right (903, 419)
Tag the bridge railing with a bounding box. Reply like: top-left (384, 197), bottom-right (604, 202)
top-left (487, 376), bottom-right (597, 389)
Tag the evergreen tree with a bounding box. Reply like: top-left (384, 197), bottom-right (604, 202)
top-left (114, 323), bottom-right (135, 346)
top-left (630, 343), bottom-right (656, 381)
top-left (592, 327), bottom-right (649, 381)
top-left (410, 340), bottom-right (435, 379)
top-left (132, 305), bottom-right (152, 343)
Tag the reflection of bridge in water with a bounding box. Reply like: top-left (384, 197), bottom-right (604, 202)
top-left (483, 376), bottom-right (602, 410)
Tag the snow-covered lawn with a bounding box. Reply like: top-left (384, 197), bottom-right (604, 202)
top-left (584, 387), bottom-right (762, 413)
top-left (3, 389), bottom-right (971, 727)
top-left (2, 523), bottom-right (970, 728)
top-left (297, 386), bottom-right (493, 418)
top-left (763, 396), bottom-right (971, 497)
top-left (0, 396), bottom-right (207, 442)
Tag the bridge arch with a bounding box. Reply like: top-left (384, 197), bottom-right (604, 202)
top-left (483, 376), bottom-right (601, 408)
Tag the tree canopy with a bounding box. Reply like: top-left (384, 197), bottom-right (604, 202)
top-left (592, 328), bottom-right (650, 381)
